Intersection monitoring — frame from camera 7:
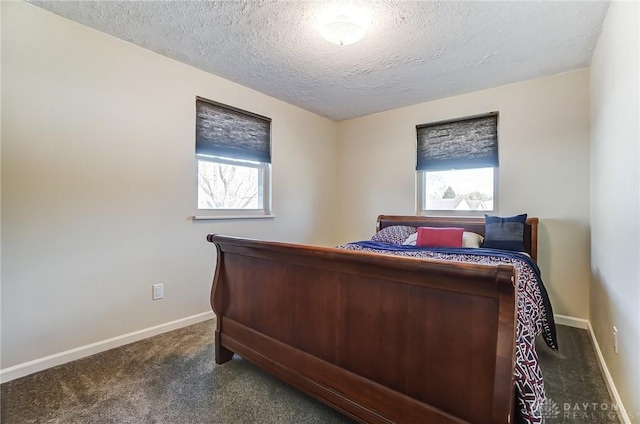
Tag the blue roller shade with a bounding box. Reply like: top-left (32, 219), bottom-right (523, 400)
top-left (416, 112), bottom-right (498, 171)
top-left (196, 97), bottom-right (271, 163)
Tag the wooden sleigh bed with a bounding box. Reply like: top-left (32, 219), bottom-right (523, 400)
top-left (207, 215), bottom-right (542, 424)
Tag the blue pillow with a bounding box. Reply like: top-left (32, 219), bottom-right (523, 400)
top-left (483, 214), bottom-right (527, 252)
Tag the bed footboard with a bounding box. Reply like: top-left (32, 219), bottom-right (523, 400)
top-left (208, 235), bottom-right (517, 424)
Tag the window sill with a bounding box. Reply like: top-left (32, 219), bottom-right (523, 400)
top-left (193, 214), bottom-right (275, 221)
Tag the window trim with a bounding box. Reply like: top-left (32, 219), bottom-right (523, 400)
top-left (415, 111), bottom-right (499, 217)
top-left (194, 154), bottom-right (273, 220)
top-left (194, 97), bottom-right (272, 220)
top-left (415, 167), bottom-right (498, 216)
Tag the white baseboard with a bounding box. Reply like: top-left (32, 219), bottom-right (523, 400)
top-left (554, 314), bottom-right (630, 424)
top-left (586, 321), bottom-right (631, 424)
top-left (0, 311), bottom-right (215, 384)
top-left (554, 313), bottom-right (590, 329)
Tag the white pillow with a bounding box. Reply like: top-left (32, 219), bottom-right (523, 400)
top-left (402, 231), bottom-right (484, 248)
top-left (402, 232), bottom-right (418, 245)
top-left (462, 231), bottom-right (484, 248)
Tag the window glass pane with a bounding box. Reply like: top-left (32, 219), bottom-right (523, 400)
top-left (423, 167), bottom-right (494, 211)
top-left (198, 160), bottom-right (261, 209)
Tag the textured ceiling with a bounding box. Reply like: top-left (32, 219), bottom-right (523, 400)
top-left (29, 1), bottom-right (610, 121)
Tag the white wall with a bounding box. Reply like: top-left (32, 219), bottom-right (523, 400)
top-left (336, 70), bottom-right (592, 319)
top-left (1, 2), bottom-right (337, 369)
top-left (590, 1), bottom-right (640, 419)
top-left (4, 7), bottom-right (636, 414)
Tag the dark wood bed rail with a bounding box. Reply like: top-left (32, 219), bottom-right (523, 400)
top-left (208, 234), bottom-right (518, 423)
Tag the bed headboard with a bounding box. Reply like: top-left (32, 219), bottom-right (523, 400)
top-left (376, 215), bottom-right (539, 263)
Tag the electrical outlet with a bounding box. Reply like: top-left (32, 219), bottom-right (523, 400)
top-left (613, 326), bottom-right (618, 354)
top-left (153, 284), bottom-right (164, 300)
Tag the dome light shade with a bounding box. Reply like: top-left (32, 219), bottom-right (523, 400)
top-left (320, 15), bottom-right (365, 46)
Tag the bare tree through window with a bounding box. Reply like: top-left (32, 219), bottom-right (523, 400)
top-left (198, 161), bottom-right (260, 209)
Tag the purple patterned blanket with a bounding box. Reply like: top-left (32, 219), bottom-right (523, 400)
top-left (338, 241), bottom-right (557, 424)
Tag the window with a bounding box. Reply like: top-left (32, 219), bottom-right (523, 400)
top-left (195, 97), bottom-right (272, 219)
top-left (416, 113), bottom-right (498, 213)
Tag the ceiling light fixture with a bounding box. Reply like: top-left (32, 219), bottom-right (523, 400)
top-left (320, 15), bottom-right (365, 46)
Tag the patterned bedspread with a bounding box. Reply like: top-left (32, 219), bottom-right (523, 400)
top-left (338, 241), bottom-right (558, 424)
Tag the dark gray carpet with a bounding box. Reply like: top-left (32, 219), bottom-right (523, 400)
top-left (537, 325), bottom-right (620, 423)
top-left (1, 322), bottom-right (618, 423)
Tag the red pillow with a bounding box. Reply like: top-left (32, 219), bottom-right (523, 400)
top-left (416, 227), bottom-right (465, 248)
